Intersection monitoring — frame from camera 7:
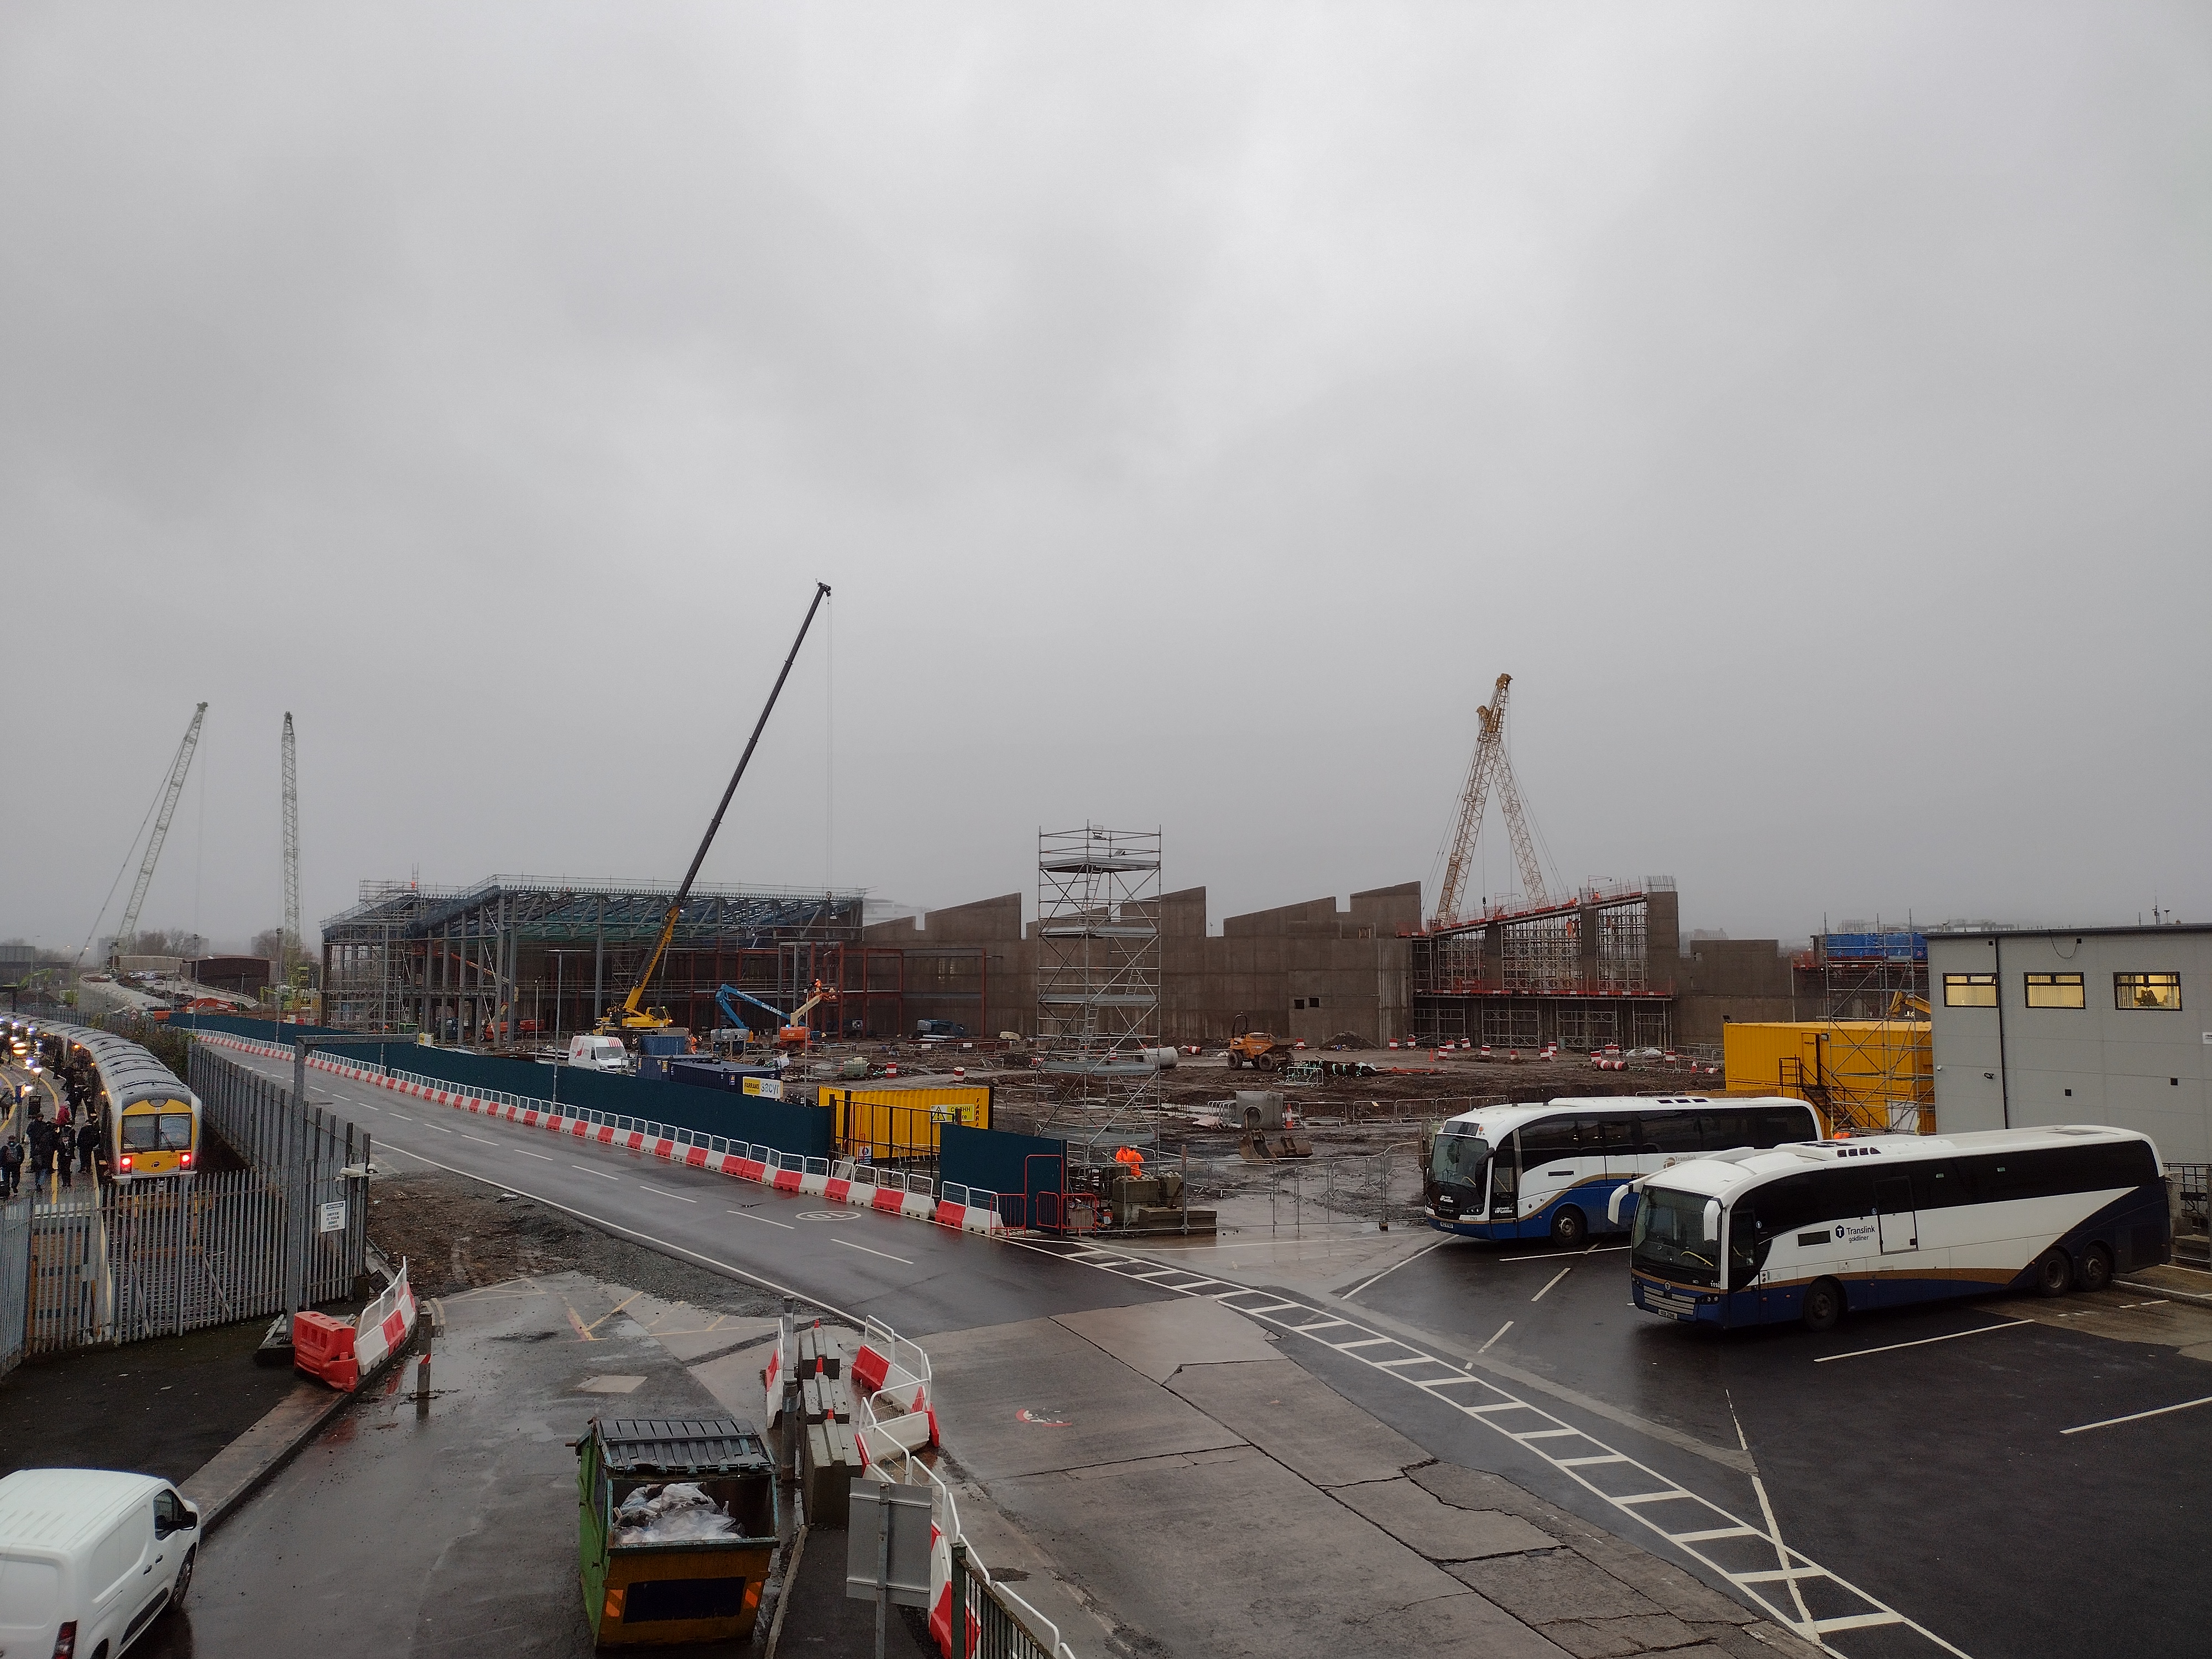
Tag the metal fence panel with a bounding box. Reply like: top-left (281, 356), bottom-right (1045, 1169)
top-left (0, 1202), bottom-right (27, 1378)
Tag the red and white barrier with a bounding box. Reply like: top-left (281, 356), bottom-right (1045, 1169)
top-left (294, 1259), bottom-right (415, 1392)
top-left (194, 1033), bottom-right (1005, 1243)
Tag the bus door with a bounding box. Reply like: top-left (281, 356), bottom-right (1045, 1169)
top-left (1488, 1133), bottom-right (1520, 1224)
top-left (1875, 1176), bottom-right (1917, 1255)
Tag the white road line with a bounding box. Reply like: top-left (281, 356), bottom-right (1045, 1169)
top-left (362, 1141), bottom-right (853, 1318)
top-left (639, 1187), bottom-right (697, 1203)
top-left (573, 1165), bottom-right (619, 1180)
top-left (388, 1113), bottom-right (413, 1121)
top-left (461, 1134), bottom-right (498, 1145)
top-left (732, 1210), bottom-right (795, 1230)
top-left (2059, 1394), bottom-right (2212, 1436)
top-left (1343, 1239), bottom-right (1446, 1300)
top-left (1531, 1266), bottom-right (1572, 1303)
top-left (1498, 1243), bottom-right (1631, 1264)
top-left (832, 1238), bottom-right (912, 1265)
top-left (516, 1150), bottom-right (554, 1161)
top-left (1013, 1235), bottom-right (1970, 1659)
top-left (2119, 1299), bottom-right (2168, 1310)
top-left (1478, 1320), bottom-right (1513, 1353)
top-left (1812, 1319), bottom-right (2030, 1364)
top-left (430, 1125), bottom-right (454, 1133)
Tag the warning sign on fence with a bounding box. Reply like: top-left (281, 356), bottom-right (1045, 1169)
top-left (319, 1201), bottom-right (347, 1234)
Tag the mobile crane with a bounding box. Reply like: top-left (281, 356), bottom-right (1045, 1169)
top-left (712, 980), bottom-right (838, 1050)
top-left (598, 582), bottom-right (832, 1037)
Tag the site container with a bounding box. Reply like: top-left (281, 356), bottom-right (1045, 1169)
top-left (576, 1416), bottom-right (777, 1647)
top-left (1722, 1019), bottom-right (1932, 1135)
top-left (818, 1083), bottom-right (991, 1162)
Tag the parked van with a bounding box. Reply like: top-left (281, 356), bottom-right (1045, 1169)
top-left (568, 1034), bottom-right (632, 1073)
top-left (0, 1469), bottom-right (198, 1658)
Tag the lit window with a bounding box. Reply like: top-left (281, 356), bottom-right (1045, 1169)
top-left (2025, 973), bottom-right (2084, 1009)
top-left (1942, 973), bottom-right (1997, 1008)
top-left (2115, 973), bottom-right (2182, 1011)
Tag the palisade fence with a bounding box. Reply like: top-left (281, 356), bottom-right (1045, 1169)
top-left (0, 1042), bottom-right (370, 1369)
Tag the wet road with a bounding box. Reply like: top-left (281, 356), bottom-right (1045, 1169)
top-left (225, 1047), bottom-right (1170, 1336)
top-left (215, 1049), bottom-right (2212, 1656)
top-left (1223, 1230), bottom-right (2212, 1659)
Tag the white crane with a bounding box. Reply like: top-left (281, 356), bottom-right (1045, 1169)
top-left (1433, 673), bottom-right (1547, 928)
top-left (106, 702), bottom-right (208, 965)
top-left (281, 712), bottom-right (301, 987)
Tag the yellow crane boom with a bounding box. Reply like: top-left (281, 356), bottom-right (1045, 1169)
top-left (1433, 672), bottom-right (1547, 928)
top-left (603, 582), bottom-right (833, 1033)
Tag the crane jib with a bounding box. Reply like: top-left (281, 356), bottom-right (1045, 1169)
top-left (616, 582), bottom-right (833, 1023)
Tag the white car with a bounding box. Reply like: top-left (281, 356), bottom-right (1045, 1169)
top-left (0, 1469), bottom-right (198, 1657)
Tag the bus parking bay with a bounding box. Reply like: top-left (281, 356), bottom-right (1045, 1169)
top-left (1337, 1232), bottom-right (2212, 1659)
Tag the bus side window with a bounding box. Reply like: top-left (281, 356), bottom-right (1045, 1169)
top-left (1749, 1108), bottom-right (1810, 1146)
top-left (1911, 1160), bottom-right (1962, 1210)
top-left (1701, 1110), bottom-right (1750, 1150)
top-left (1755, 1175), bottom-right (1815, 1237)
top-left (1517, 1119), bottom-right (1575, 1166)
top-left (1805, 1168), bottom-right (1875, 1223)
top-left (1643, 1112), bottom-right (1700, 1156)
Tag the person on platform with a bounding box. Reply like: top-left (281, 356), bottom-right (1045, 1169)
top-left (76, 1119), bottom-right (100, 1185)
top-left (54, 1129), bottom-right (72, 1188)
top-left (25, 1113), bottom-right (54, 1181)
top-left (0, 1136), bottom-right (20, 1199)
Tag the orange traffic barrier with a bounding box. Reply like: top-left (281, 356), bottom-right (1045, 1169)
top-left (293, 1310), bottom-right (359, 1390)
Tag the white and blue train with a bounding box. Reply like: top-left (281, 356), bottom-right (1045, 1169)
top-left (1618, 1124), bottom-right (2172, 1332)
top-left (1423, 1095), bottom-right (1823, 1248)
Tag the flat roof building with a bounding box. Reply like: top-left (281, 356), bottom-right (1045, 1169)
top-left (1927, 924), bottom-right (2211, 1162)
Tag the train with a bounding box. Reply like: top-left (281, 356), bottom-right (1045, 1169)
top-left (36, 1022), bottom-right (202, 1183)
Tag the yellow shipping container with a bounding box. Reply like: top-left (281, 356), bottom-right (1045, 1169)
top-left (818, 1083), bottom-right (992, 1161)
top-left (1721, 1020), bottom-right (1933, 1135)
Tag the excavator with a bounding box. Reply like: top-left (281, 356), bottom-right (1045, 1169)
top-left (598, 582), bottom-right (832, 1039)
top-left (1885, 991), bottom-right (1932, 1019)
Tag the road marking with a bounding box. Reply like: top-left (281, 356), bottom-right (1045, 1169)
top-left (1478, 1320), bottom-right (1513, 1353)
top-left (1014, 1235), bottom-right (1968, 1658)
top-left (347, 1142), bottom-right (854, 1319)
top-left (1531, 1266), bottom-right (1572, 1303)
top-left (639, 1186), bottom-right (697, 1203)
top-left (1343, 1239), bottom-right (1446, 1300)
top-left (388, 1113), bottom-right (413, 1121)
top-left (1495, 1243), bottom-right (1631, 1264)
top-left (2059, 1394), bottom-right (2212, 1436)
top-left (732, 1209), bottom-right (795, 1230)
top-left (573, 1165), bottom-right (619, 1180)
top-left (2119, 1299), bottom-right (2168, 1310)
top-left (517, 1150), bottom-right (554, 1161)
top-left (430, 1124), bottom-right (454, 1133)
top-left (832, 1238), bottom-right (912, 1265)
top-left (1812, 1319), bottom-right (2030, 1364)
top-left (461, 1134), bottom-right (498, 1145)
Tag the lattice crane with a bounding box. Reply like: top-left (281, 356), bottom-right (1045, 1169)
top-left (1433, 672), bottom-right (1548, 927)
top-left (281, 712), bottom-right (301, 986)
top-left (109, 702), bottom-right (208, 963)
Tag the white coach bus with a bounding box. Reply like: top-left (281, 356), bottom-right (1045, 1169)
top-left (1423, 1095), bottom-right (1824, 1248)
top-left (1615, 1125), bottom-right (2172, 1332)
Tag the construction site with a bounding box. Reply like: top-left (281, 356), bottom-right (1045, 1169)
top-left (61, 639), bottom-right (1938, 1237)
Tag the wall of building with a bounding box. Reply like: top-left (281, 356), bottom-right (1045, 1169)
top-left (1673, 938), bottom-right (1799, 1047)
top-left (864, 881), bottom-right (1421, 1047)
top-left (1929, 928), bottom-right (2212, 1162)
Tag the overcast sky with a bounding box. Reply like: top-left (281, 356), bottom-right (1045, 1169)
top-left (4, 3), bottom-right (2206, 956)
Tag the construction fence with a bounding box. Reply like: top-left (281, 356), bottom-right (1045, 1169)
top-left (0, 1041), bottom-right (369, 1367)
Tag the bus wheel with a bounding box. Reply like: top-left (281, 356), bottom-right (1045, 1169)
top-left (2033, 1248), bottom-right (2074, 1297)
top-left (2078, 1244), bottom-right (2114, 1293)
top-left (1800, 1279), bottom-right (1844, 1333)
top-left (1550, 1206), bottom-right (1587, 1248)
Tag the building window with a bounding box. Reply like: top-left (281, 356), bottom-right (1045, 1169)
top-left (2115, 973), bottom-right (2182, 1010)
top-left (1943, 973), bottom-right (1997, 1008)
top-left (2025, 973), bottom-right (2084, 1009)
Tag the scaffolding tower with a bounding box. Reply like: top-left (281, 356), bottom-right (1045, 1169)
top-left (1035, 827), bottom-right (1161, 1094)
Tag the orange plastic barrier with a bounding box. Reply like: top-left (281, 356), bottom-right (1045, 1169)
top-left (293, 1310), bottom-right (360, 1390)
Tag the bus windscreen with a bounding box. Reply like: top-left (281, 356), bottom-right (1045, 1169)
top-left (1430, 1132), bottom-right (1489, 1186)
top-left (1631, 1187), bottom-right (1720, 1286)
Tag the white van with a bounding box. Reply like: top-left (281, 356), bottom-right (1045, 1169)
top-left (567, 1033), bottom-right (632, 1073)
top-left (0, 1469), bottom-right (198, 1658)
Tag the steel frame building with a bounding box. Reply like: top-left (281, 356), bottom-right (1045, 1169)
top-left (320, 875), bottom-right (899, 1043)
top-left (1409, 879), bottom-right (1678, 1050)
